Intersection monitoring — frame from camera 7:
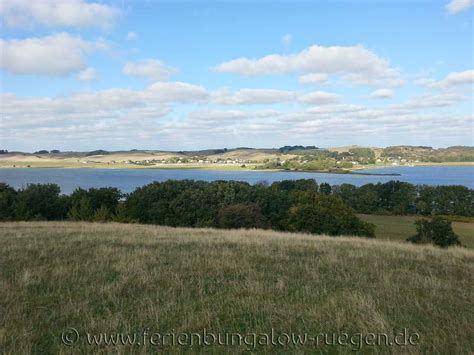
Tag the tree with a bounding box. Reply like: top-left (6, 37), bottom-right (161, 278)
top-left (69, 187), bottom-right (122, 215)
top-left (376, 181), bottom-right (416, 214)
top-left (13, 184), bottom-right (67, 220)
top-left (271, 179), bottom-right (318, 193)
top-left (216, 203), bottom-right (266, 229)
top-left (0, 183), bottom-right (17, 220)
top-left (288, 194), bottom-right (375, 238)
top-left (93, 205), bottom-right (111, 222)
top-left (407, 217), bottom-right (461, 248)
top-left (319, 183), bottom-right (332, 195)
top-left (68, 197), bottom-right (94, 221)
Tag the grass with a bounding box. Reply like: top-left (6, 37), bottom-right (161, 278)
top-left (358, 214), bottom-right (474, 248)
top-left (1, 222), bottom-right (473, 353)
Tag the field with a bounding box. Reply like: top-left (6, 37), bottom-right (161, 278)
top-left (1, 148), bottom-right (472, 171)
top-left (358, 214), bottom-right (474, 248)
top-left (1, 222), bottom-right (473, 353)
top-left (0, 160), bottom-right (261, 171)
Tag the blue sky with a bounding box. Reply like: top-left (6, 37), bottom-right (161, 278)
top-left (1, 0), bottom-right (473, 151)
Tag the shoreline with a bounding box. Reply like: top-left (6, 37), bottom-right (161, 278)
top-left (0, 161), bottom-right (472, 174)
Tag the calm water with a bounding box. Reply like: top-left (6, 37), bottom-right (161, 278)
top-left (0, 166), bottom-right (472, 194)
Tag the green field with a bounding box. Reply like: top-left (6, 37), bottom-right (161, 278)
top-left (1, 222), bottom-right (473, 353)
top-left (358, 214), bottom-right (474, 248)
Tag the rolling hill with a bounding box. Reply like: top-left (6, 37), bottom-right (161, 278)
top-left (0, 222), bottom-right (472, 353)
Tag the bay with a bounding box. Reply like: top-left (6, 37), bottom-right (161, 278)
top-left (0, 166), bottom-right (472, 194)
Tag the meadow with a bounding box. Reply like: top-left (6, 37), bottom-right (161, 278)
top-left (358, 214), bottom-right (474, 248)
top-left (1, 222), bottom-right (473, 353)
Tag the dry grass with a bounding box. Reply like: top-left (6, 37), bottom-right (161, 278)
top-left (0, 222), bottom-right (473, 353)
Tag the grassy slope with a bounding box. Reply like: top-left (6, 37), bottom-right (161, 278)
top-left (1, 222), bottom-right (473, 354)
top-left (358, 214), bottom-right (474, 248)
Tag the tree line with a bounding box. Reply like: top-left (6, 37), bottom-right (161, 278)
top-left (0, 179), bottom-right (472, 239)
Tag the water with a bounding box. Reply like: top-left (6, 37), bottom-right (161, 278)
top-left (0, 166), bottom-right (472, 194)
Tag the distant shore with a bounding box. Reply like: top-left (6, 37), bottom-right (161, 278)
top-left (0, 160), bottom-right (472, 175)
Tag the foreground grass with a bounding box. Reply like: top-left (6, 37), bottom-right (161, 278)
top-left (358, 214), bottom-right (474, 248)
top-left (0, 222), bottom-right (473, 354)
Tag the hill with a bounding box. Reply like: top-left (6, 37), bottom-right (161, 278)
top-left (1, 222), bottom-right (472, 353)
top-left (1, 146), bottom-right (472, 170)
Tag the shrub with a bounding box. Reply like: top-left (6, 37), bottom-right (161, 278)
top-left (407, 217), bottom-right (462, 248)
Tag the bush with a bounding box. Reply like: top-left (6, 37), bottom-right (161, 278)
top-left (216, 203), bottom-right (266, 229)
top-left (407, 217), bottom-right (462, 248)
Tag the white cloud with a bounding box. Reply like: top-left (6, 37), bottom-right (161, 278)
top-left (298, 91), bottom-right (341, 105)
top-left (123, 59), bottom-right (176, 81)
top-left (211, 88), bottom-right (297, 105)
top-left (390, 92), bottom-right (466, 110)
top-left (0, 0), bottom-right (120, 28)
top-left (446, 0), bottom-right (474, 14)
top-left (415, 70), bottom-right (474, 89)
top-left (368, 89), bottom-right (393, 99)
top-left (298, 73), bottom-right (329, 85)
top-left (188, 110), bottom-right (247, 123)
top-left (151, 105), bottom-right (472, 151)
top-left (281, 33), bottom-right (293, 47)
top-left (0, 33), bottom-right (108, 76)
top-left (0, 91), bottom-right (171, 132)
top-left (126, 31), bottom-right (138, 40)
top-left (214, 44), bottom-right (402, 87)
top-left (3, 87), bottom-right (472, 150)
top-left (306, 104), bottom-right (366, 114)
top-left (1, 81), bottom-right (209, 129)
top-left (145, 82), bottom-right (209, 102)
top-left (77, 67), bottom-right (97, 81)
top-left (210, 88), bottom-right (343, 105)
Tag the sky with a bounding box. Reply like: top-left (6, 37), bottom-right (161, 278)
top-left (0, 0), bottom-right (473, 152)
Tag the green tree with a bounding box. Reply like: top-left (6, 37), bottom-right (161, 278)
top-left (407, 217), bottom-right (462, 248)
top-left (69, 187), bottom-right (122, 214)
top-left (319, 183), bottom-right (332, 195)
top-left (68, 197), bottom-right (94, 221)
top-left (93, 205), bottom-right (111, 222)
top-left (216, 203), bottom-right (266, 229)
top-left (288, 194), bottom-right (375, 238)
top-left (13, 184), bottom-right (66, 220)
top-left (0, 183), bottom-right (17, 221)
